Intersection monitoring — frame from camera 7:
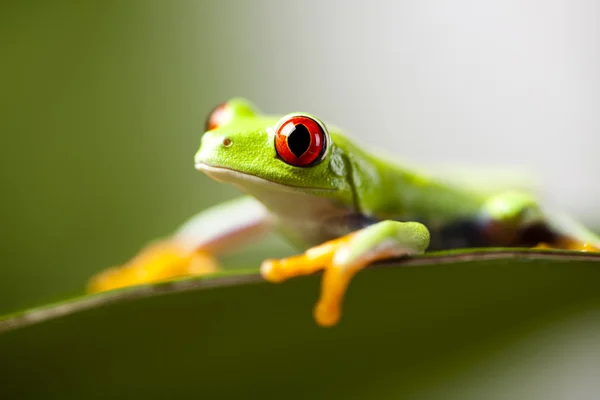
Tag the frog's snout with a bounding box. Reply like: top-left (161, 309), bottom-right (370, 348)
top-left (194, 131), bottom-right (233, 168)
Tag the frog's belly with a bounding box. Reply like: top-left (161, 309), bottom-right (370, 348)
top-left (274, 211), bottom-right (375, 249)
top-left (240, 188), bottom-right (358, 249)
top-left (271, 204), bottom-right (363, 249)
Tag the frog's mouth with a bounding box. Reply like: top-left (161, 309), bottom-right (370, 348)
top-left (194, 162), bottom-right (336, 193)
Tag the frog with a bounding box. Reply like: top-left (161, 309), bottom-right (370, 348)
top-left (88, 98), bottom-right (600, 327)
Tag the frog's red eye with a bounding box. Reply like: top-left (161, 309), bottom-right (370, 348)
top-left (205, 102), bottom-right (232, 131)
top-left (274, 114), bottom-right (329, 167)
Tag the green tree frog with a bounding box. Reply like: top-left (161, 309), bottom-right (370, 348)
top-left (89, 98), bottom-right (600, 327)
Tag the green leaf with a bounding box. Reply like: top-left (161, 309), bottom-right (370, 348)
top-left (2, 250), bottom-right (600, 399)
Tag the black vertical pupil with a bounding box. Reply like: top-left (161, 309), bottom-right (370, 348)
top-left (287, 124), bottom-right (311, 158)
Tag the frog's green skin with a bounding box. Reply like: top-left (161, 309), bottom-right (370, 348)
top-left (178, 98), bottom-right (599, 258)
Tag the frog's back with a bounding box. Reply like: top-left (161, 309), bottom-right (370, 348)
top-left (330, 133), bottom-right (501, 250)
top-left (330, 133), bottom-right (483, 221)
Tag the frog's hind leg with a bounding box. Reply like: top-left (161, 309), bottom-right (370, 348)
top-left (87, 241), bottom-right (220, 293)
top-left (481, 191), bottom-right (600, 252)
top-left (261, 220), bottom-right (430, 327)
top-left (531, 211), bottom-right (600, 252)
top-left (88, 196), bottom-right (273, 293)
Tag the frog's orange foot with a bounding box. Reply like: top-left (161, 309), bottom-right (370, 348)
top-left (261, 221), bottom-right (429, 327)
top-left (261, 234), bottom-right (412, 327)
top-left (579, 243), bottom-right (599, 252)
top-left (87, 241), bottom-right (219, 293)
top-left (261, 233), bottom-right (359, 327)
top-left (534, 240), bottom-right (598, 252)
top-left (563, 240), bottom-right (599, 252)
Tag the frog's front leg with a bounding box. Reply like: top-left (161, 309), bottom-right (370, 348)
top-left (261, 220), bottom-right (430, 327)
top-left (88, 196), bottom-right (273, 293)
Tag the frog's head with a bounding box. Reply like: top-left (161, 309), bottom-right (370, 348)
top-left (194, 98), bottom-right (354, 205)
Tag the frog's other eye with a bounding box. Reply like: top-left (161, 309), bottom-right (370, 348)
top-left (205, 102), bottom-right (232, 131)
top-left (274, 114), bottom-right (329, 167)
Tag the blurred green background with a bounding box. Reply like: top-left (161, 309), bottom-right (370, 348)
top-left (2, 1), bottom-right (600, 397)
top-left (0, 1), bottom-right (291, 314)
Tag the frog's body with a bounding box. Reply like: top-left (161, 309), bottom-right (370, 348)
top-left (89, 98), bottom-right (600, 326)
top-left (194, 110), bottom-right (485, 249)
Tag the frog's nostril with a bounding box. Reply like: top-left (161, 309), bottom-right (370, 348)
top-left (222, 137), bottom-right (233, 148)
